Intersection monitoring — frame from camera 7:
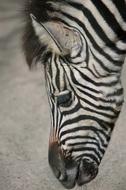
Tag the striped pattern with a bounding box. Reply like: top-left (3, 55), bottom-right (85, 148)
top-left (24, 0), bottom-right (126, 166)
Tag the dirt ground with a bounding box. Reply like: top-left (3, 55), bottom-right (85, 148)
top-left (0, 1), bottom-right (126, 190)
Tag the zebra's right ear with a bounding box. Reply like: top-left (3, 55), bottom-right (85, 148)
top-left (31, 14), bottom-right (82, 57)
top-left (23, 16), bottom-right (46, 68)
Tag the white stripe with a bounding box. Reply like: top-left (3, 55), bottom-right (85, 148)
top-left (66, 137), bottom-right (106, 151)
top-left (116, 40), bottom-right (126, 50)
top-left (101, 0), bottom-right (126, 30)
top-left (56, 57), bottom-right (65, 91)
top-left (60, 3), bottom-right (123, 62)
top-left (60, 126), bottom-right (109, 145)
top-left (51, 55), bottom-right (59, 92)
top-left (72, 150), bottom-right (101, 162)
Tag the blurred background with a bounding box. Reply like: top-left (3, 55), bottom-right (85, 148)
top-left (0, 1), bottom-right (126, 190)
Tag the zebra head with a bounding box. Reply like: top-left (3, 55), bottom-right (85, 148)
top-left (23, 0), bottom-right (125, 189)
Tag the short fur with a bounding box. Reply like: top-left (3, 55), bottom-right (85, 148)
top-left (22, 0), bottom-right (54, 67)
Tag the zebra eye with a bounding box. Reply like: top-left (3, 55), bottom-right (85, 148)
top-left (57, 90), bottom-right (72, 107)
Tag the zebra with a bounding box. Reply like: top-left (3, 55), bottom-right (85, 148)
top-left (23, 0), bottom-right (126, 189)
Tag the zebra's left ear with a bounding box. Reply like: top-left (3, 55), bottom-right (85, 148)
top-left (31, 14), bottom-right (82, 56)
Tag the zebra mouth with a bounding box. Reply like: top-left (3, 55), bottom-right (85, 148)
top-left (49, 142), bottom-right (98, 189)
top-left (58, 159), bottom-right (98, 189)
top-left (76, 159), bottom-right (98, 186)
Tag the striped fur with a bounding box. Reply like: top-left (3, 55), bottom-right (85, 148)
top-left (23, 0), bottom-right (126, 187)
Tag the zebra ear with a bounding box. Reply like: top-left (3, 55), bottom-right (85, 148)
top-left (31, 14), bottom-right (82, 56)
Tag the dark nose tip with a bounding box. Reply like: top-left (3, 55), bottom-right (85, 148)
top-left (77, 159), bottom-right (98, 186)
top-left (61, 162), bottom-right (78, 189)
top-left (49, 142), bottom-right (98, 188)
top-left (48, 142), bottom-right (78, 189)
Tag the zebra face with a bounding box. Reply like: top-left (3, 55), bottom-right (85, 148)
top-left (30, 16), bottom-right (124, 189)
top-left (45, 54), bottom-right (123, 189)
top-left (24, 1), bottom-right (125, 188)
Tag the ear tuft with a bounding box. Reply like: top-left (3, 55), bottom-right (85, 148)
top-left (30, 14), bottom-right (62, 55)
top-left (22, 17), bottom-right (48, 68)
top-left (31, 14), bottom-right (82, 57)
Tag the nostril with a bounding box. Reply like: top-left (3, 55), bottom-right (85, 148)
top-left (77, 159), bottom-right (98, 186)
top-left (52, 168), bottom-right (61, 179)
top-left (59, 172), bottom-right (67, 181)
top-left (48, 141), bottom-right (78, 188)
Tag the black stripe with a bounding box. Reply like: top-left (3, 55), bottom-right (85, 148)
top-left (67, 1), bottom-right (126, 53)
top-left (111, 0), bottom-right (126, 22)
top-left (61, 113), bottom-right (114, 131)
top-left (83, 107), bottom-right (117, 119)
top-left (91, 50), bottom-right (121, 73)
top-left (68, 141), bottom-right (105, 154)
top-left (60, 126), bottom-right (110, 141)
top-left (61, 136), bottom-right (101, 143)
top-left (70, 64), bottom-right (119, 87)
top-left (61, 103), bottom-right (80, 115)
top-left (76, 91), bottom-right (115, 112)
top-left (80, 95), bottom-right (117, 113)
top-left (78, 89), bottom-right (120, 115)
top-left (61, 135), bottom-right (107, 150)
top-left (60, 58), bottom-right (102, 93)
top-left (68, 1), bottom-right (126, 54)
top-left (75, 153), bottom-right (100, 165)
top-left (72, 147), bottom-right (102, 160)
top-left (60, 114), bottom-right (114, 132)
top-left (76, 85), bottom-right (117, 106)
top-left (54, 56), bottom-right (61, 91)
top-left (90, 0), bottom-right (126, 39)
top-left (61, 11), bottom-right (126, 62)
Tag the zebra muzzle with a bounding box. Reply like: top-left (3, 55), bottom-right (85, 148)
top-left (48, 141), bottom-right (78, 189)
top-left (48, 142), bottom-right (98, 189)
top-left (77, 159), bottom-right (98, 186)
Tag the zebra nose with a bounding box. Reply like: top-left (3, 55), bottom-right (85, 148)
top-left (48, 141), bottom-right (78, 189)
top-left (60, 161), bottom-right (78, 189)
top-left (77, 159), bottom-right (98, 186)
top-left (49, 142), bottom-right (98, 188)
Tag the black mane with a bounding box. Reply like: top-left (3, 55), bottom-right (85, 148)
top-left (22, 0), bottom-right (54, 67)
